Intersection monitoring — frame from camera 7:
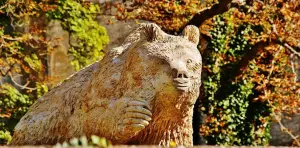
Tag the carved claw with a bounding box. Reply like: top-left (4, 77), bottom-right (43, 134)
top-left (124, 112), bottom-right (152, 121)
top-left (128, 100), bottom-right (151, 109)
top-left (123, 118), bottom-right (149, 126)
top-left (122, 100), bottom-right (152, 133)
top-left (124, 124), bottom-right (145, 132)
top-left (125, 106), bottom-right (152, 116)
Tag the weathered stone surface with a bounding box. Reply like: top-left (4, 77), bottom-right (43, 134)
top-left (11, 23), bottom-right (202, 146)
top-left (269, 55), bottom-right (300, 146)
top-left (96, 16), bottom-right (148, 54)
top-left (95, 0), bottom-right (147, 54)
top-left (46, 20), bottom-right (74, 84)
top-left (291, 54), bottom-right (300, 82)
top-left (270, 113), bottom-right (300, 146)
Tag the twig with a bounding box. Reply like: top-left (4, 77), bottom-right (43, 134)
top-left (284, 43), bottom-right (300, 57)
top-left (264, 46), bottom-right (300, 146)
top-left (290, 54), bottom-right (298, 83)
top-left (272, 24), bottom-right (300, 57)
top-left (267, 46), bottom-right (282, 79)
top-left (9, 73), bottom-right (37, 90)
top-left (0, 38), bottom-right (4, 48)
top-left (0, 2), bottom-right (8, 10)
top-left (187, 0), bottom-right (233, 26)
top-left (254, 0), bottom-right (264, 4)
top-left (2, 36), bottom-right (22, 41)
top-left (272, 24), bottom-right (300, 82)
top-left (271, 111), bottom-right (300, 146)
top-left (197, 7), bottom-right (212, 14)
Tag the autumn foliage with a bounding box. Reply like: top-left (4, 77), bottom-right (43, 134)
top-left (0, 0), bottom-right (299, 146)
top-left (114, 0), bottom-right (300, 146)
top-left (0, 0), bottom-right (108, 144)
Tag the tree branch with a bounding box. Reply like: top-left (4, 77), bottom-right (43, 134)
top-left (290, 54), bottom-right (298, 83)
top-left (272, 112), bottom-right (300, 147)
top-left (9, 73), bottom-right (37, 90)
top-left (283, 43), bottom-right (300, 57)
top-left (246, 0), bottom-right (253, 5)
top-left (272, 24), bottom-right (300, 57)
top-left (263, 48), bottom-right (300, 146)
top-left (231, 40), bottom-right (271, 79)
top-left (227, 23), bottom-right (300, 80)
top-left (187, 0), bottom-right (233, 27)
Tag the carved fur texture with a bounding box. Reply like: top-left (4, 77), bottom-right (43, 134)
top-left (11, 23), bottom-right (202, 146)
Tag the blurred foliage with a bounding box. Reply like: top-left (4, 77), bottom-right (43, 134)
top-left (201, 15), bottom-right (271, 145)
top-left (112, 0), bottom-right (299, 146)
top-left (110, 0), bottom-right (217, 32)
top-left (47, 0), bottom-right (109, 70)
top-left (198, 1), bottom-right (300, 146)
top-left (55, 135), bottom-right (112, 148)
top-left (105, 0), bottom-right (300, 146)
top-left (0, 0), bottom-right (108, 144)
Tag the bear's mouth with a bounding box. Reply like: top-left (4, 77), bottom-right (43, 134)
top-left (173, 78), bottom-right (190, 92)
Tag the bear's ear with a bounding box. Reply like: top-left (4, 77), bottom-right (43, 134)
top-left (182, 25), bottom-right (200, 45)
top-left (141, 23), bottom-right (165, 42)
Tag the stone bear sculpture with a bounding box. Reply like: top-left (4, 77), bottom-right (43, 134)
top-left (11, 23), bottom-right (202, 146)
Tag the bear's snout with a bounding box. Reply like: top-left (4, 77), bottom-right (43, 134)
top-left (170, 61), bottom-right (191, 92)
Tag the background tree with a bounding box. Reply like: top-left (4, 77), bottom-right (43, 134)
top-left (0, 0), bottom-right (108, 144)
top-left (113, 0), bottom-right (300, 146)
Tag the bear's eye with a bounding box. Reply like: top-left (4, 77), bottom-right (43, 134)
top-left (187, 59), bottom-right (193, 64)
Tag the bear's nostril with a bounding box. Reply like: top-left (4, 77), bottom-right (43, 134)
top-left (177, 72), bottom-right (188, 78)
top-left (183, 73), bottom-right (188, 78)
top-left (178, 74), bottom-right (183, 78)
